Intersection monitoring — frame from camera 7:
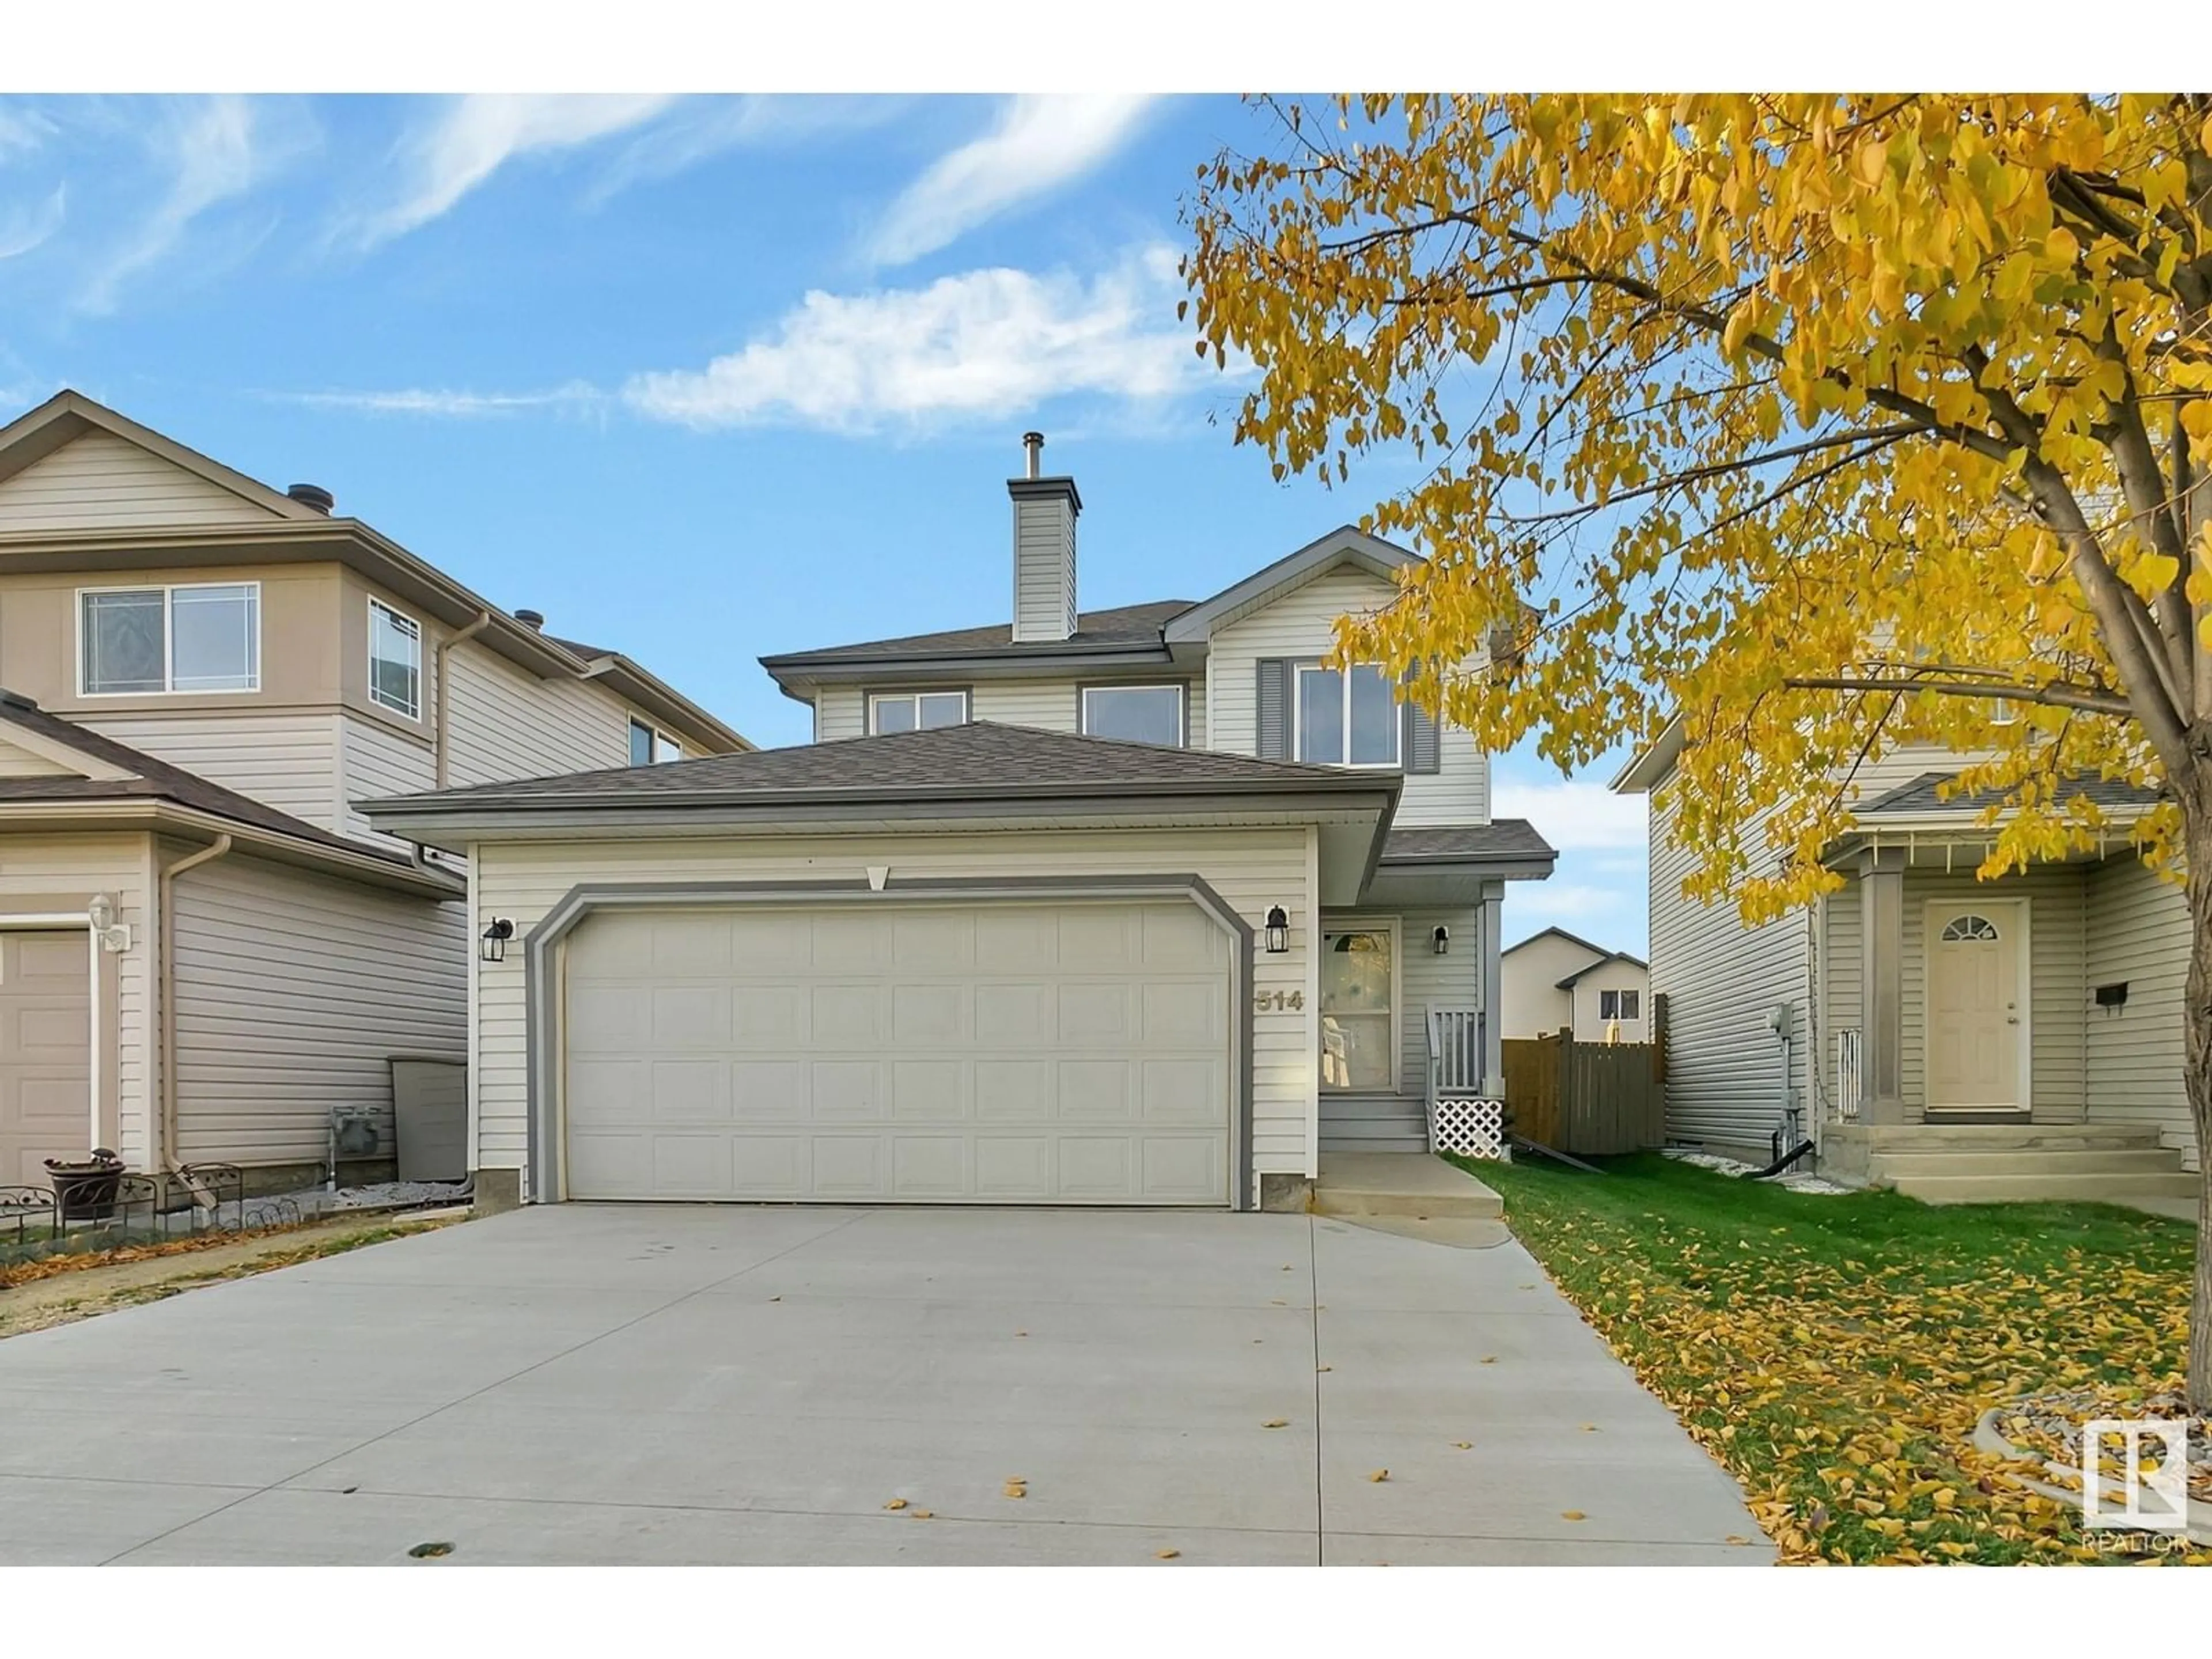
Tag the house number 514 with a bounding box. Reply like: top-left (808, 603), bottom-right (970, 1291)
top-left (1254, 990), bottom-right (1306, 1012)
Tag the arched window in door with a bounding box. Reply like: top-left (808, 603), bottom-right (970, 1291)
top-left (1939, 914), bottom-right (2001, 943)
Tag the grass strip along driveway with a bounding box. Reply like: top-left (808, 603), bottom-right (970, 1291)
top-left (1450, 1153), bottom-right (2207, 1566)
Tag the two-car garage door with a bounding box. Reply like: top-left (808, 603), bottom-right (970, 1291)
top-left (560, 900), bottom-right (1233, 1205)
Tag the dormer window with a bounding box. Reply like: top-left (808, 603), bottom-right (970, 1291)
top-left (1296, 663), bottom-right (1399, 767)
top-left (1081, 684), bottom-right (1184, 747)
top-left (629, 718), bottom-right (683, 765)
top-left (869, 690), bottom-right (969, 734)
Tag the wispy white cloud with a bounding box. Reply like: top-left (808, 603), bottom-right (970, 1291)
top-left (81, 96), bottom-right (295, 315)
top-left (263, 382), bottom-right (605, 418)
top-left (622, 244), bottom-right (1206, 433)
top-left (1492, 774), bottom-right (1649, 853)
top-left (0, 185), bottom-right (63, 261)
top-left (868, 95), bottom-right (1160, 267)
top-left (0, 105), bottom-right (56, 160)
top-left (352, 94), bottom-right (679, 248)
top-left (583, 95), bottom-right (902, 206)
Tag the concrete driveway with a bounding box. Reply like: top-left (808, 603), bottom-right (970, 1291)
top-left (0, 1206), bottom-right (1768, 1565)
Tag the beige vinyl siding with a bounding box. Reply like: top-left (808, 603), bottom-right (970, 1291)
top-left (467, 825), bottom-right (1319, 1198)
top-left (1395, 904), bottom-right (1484, 1096)
top-left (1012, 499), bottom-right (1077, 642)
top-left (1500, 932), bottom-right (1607, 1038)
top-left (444, 642), bottom-right (630, 789)
top-left (0, 431), bottom-right (281, 531)
top-left (1647, 779), bottom-right (1811, 1158)
top-left (2084, 855), bottom-right (2198, 1168)
top-left (78, 710), bottom-right (343, 830)
top-left (0, 833), bottom-right (156, 1168)
top-left (168, 852), bottom-right (465, 1167)
top-left (1205, 563), bottom-right (1488, 825)
top-left (1567, 959), bottom-right (1651, 1042)
top-left (1901, 865), bottom-right (2086, 1122)
top-left (0, 737), bottom-right (76, 777)
top-left (973, 681), bottom-right (1080, 732)
top-left (815, 686), bottom-right (865, 742)
top-left (339, 714), bottom-right (436, 845)
top-left (815, 676), bottom-right (1208, 748)
top-left (1820, 884), bottom-right (1861, 1120)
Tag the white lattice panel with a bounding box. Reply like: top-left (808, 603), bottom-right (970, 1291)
top-left (1430, 1096), bottom-right (1508, 1160)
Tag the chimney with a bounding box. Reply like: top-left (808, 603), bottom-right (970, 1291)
top-left (287, 483), bottom-right (334, 514)
top-left (1008, 431), bottom-right (1080, 643)
top-left (514, 609), bottom-right (545, 631)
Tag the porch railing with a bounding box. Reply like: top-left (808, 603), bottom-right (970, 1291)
top-left (1425, 1006), bottom-right (1505, 1158)
top-left (1835, 1028), bottom-right (1863, 1120)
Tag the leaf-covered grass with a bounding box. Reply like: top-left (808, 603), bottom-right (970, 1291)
top-left (1450, 1152), bottom-right (2207, 1565)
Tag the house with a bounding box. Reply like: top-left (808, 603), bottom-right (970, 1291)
top-left (363, 435), bottom-right (1556, 1211)
top-left (0, 391), bottom-right (749, 1196)
top-left (1612, 720), bottom-right (2200, 1205)
top-left (1499, 927), bottom-right (1649, 1041)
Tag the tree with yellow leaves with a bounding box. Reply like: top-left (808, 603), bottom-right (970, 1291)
top-left (1184, 95), bottom-right (2212, 1409)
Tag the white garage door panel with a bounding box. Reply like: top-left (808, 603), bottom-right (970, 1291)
top-left (563, 902), bottom-right (1232, 1204)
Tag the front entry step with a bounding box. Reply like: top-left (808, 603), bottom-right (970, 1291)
top-left (1312, 1153), bottom-right (1504, 1221)
top-left (1891, 1170), bottom-right (2199, 1205)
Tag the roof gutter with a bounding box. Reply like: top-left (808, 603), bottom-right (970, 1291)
top-left (0, 799), bottom-right (463, 896)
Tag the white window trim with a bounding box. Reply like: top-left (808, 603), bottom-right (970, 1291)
top-left (1294, 662), bottom-right (1400, 769)
top-left (1600, 987), bottom-right (1642, 1022)
top-left (629, 716), bottom-right (683, 765)
top-left (367, 597), bottom-right (424, 722)
top-left (1079, 683), bottom-right (1185, 747)
top-left (76, 581), bottom-right (262, 699)
top-left (1318, 917), bottom-right (1402, 1094)
top-left (867, 688), bottom-right (971, 735)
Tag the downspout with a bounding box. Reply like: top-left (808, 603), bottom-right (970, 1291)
top-left (157, 834), bottom-right (234, 1184)
top-left (434, 611), bottom-right (493, 788)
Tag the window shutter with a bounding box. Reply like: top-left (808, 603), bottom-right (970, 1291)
top-left (1402, 667), bottom-right (1441, 774)
top-left (1255, 659), bottom-right (1291, 759)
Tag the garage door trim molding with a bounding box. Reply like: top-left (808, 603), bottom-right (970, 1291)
top-left (524, 876), bottom-right (1255, 1209)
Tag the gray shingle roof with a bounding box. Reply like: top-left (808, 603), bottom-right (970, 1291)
top-left (1857, 770), bottom-right (2162, 819)
top-left (363, 721), bottom-right (1398, 815)
top-left (0, 691), bottom-right (450, 878)
top-left (1379, 820), bottom-right (1556, 864)
top-left (760, 600), bottom-right (1193, 668)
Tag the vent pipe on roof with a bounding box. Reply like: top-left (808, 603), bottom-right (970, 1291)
top-left (515, 609), bottom-right (545, 631)
top-left (1009, 432), bottom-right (1080, 644)
top-left (287, 483), bottom-right (334, 514)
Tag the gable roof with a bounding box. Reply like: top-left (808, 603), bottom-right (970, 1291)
top-left (0, 391), bottom-right (326, 522)
top-left (0, 691), bottom-right (459, 893)
top-left (1555, 950), bottom-right (1648, 988)
top-left (1502, 924), bottom-right (1616, 962)
top-left (1161, 526), bottom-right (1419, 644)
top-left (363, 720), bottom-right (1398, 819)
top-left (1854, 770), bottom-right (2162, 820)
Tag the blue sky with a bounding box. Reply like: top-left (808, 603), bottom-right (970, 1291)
top-left (0, 93), bottom-right (1646, 950)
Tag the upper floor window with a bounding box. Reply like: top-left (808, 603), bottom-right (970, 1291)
top-left (81, 582), bottom-right (259, 696)
top-left (1081, 684), bottom-right (1184, 747)
top-left (870, 690), bottom-right (968, 734)
top-left (368, 599), bottom-right (423, 721)
top-left (1296, 662), bottom-right (1397, 767)
top-left (629, 717), bottom-right (683, 765)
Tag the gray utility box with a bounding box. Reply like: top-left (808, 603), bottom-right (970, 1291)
top-left (391, 1056), bottom-right (468, 1182)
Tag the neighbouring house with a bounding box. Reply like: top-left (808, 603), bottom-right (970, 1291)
top-left (363, 435), bottom-right (1556, 1211)
top-left (1499, 927), bottom-right (1649, 1041)
top-left (0, 391), bottom-right (749, 1196)
top-left (1612, 719), bottom-right (2200, 1206)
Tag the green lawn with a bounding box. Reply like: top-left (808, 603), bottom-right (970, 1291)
top-left (1449, 1152), bottom-right (2206, 1565)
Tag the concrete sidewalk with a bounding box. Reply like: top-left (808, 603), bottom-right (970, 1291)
top-left (0, 1205), bottom-right (1768, 1565)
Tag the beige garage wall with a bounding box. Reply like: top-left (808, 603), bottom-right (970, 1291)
top-left (467, 825), bottom-right (1320, 1200)
top-left (0, 832), bottom-right (154, 1166)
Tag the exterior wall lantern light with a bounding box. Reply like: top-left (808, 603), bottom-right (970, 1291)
top-left (86, 893), bottom-right (131, 953)
top-left (1432, 924), bottom-right (1450, 955)
top-left (480, 918), bottom-right (516, 963)
top-left (1263, 906), bottom-right (1290, 954)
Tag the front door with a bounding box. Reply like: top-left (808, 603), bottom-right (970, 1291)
top-left (1925, 903), bottom-right (2025, 1112)
top-left (1319, 927), bottom-right (1395, 1092)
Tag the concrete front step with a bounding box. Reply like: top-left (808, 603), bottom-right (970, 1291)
top-left (1847, 1123), bottom-right (2166, 1152)
top-left (1891, 1170), bottom-right (2201, 1205)
top-left (1311, 1152), bottom-right (1504, 1221)
top-left (1873, 1149), bottom-right (2190, 1180)
top-left (1319, 1136), bottom-right (1432, 1155)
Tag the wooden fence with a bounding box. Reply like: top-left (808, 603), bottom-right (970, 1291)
top-left (1499, 1026), bottom-right (1665, 1156)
